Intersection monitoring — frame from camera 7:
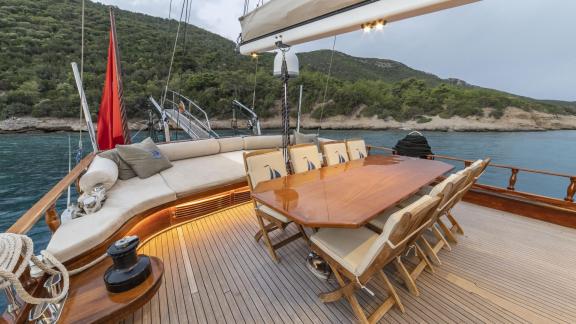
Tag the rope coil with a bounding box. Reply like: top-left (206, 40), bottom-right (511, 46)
top-left (0, 233), bottom-right (69, 305)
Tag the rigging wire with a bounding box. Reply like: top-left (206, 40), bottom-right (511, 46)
top-left (177, 0), bottom-right (194, 96)
top-left (77, 0), bottom-right (85, 162)
top-left (317, 35), bottom-right (337, 136)
top-left (161, 0), bottom-right (187, 107)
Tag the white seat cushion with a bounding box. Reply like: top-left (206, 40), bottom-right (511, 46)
top-left (159, 138), bottom-right (220, 161)
top-left (369, 206), bottom-right (401, 230)
top-left (47, 174), bottom-right (177, 262)
top-left (256, 204), bottom-right (290, 223)
top-left (160, 151), bottom-right (247, 198)
top-left (311, 227), bottom-right (379, 276)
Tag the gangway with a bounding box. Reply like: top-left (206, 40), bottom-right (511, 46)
top-left (150, 91), bottom-right (219, 140)
top-left (232, 100), bottom-right (261, 136)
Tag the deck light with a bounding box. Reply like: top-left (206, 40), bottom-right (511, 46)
top-left (361, 23), bottom-right (372, 33)
top-left (375, 19), bottom-right (386, 30)
top-left (251, 52), bottom-right (258, 59)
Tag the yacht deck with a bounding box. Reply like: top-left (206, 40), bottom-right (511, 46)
top-left (121, 202), bottom-right (576, 323)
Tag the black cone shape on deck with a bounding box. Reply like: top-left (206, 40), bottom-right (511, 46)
top-left (394, 133), bottom-right (434, 158)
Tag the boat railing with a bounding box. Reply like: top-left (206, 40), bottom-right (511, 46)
top-left (6, 153), bottom-right (95, 235)
top-left (367, 145), bottom-right (576, 207)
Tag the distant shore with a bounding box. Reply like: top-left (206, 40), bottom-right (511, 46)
top-left (1, 107), bottom-right (575, 134)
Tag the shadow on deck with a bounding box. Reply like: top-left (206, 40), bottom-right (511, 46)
top-left (122, 202), bottom-right (576, 323)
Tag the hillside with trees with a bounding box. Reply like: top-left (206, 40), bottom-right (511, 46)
top-left (1, 0), bottom-right (575, 125)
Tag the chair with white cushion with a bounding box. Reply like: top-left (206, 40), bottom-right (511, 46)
top-left (289, 144), bottom-right (323, 174)
top-left (439, 158), bottom-right (491, 240)
top-left (310, 195), bottom-right (441, 323)
top-left (243, 149), bottom-right (308, 262)
top-left (346, 139), bottom-right (368, 161)
top-left (367, 193), bottom-right (448, 296)
top-left (320, 141), bottom-right (349, 166)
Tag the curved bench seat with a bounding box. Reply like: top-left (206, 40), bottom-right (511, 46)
top-left (46, 174), bottom-right (177, 262)
top-left (160, 151), bottom-right (246, 198)
top-left (46, 136), bottom-right (287, 263)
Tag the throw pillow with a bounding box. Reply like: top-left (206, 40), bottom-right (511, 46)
top-left (116, 138), bottom-right (173, 179)
top-left (98, 149), bottom-right (137, 180)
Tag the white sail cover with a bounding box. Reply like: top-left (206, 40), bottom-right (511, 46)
top-left (239, 0), bottom-right (479, 54)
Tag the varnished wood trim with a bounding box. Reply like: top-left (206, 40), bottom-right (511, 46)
top-left (464, 188), bottom-right (576, 229)
top-left (7, 153), bottom-right (95, 234)
top-left (59, 256), bottom-right (164, 324)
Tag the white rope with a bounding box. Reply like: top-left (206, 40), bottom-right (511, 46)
top-left (0, 234), bottom-right (69, 304)
top-left (317, 35), bottom-right (337, 135)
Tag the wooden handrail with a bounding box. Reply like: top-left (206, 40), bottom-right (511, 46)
top-left (367, 144), bottom-right (576, 203)
top-left (7, 153), bottom-right (95, 234)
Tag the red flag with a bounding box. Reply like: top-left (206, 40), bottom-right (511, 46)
top-left (97, 10), bottom-right (130, 150)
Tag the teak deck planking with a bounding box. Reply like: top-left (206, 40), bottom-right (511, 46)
top-left (120, 202), bottom-right (576, 324)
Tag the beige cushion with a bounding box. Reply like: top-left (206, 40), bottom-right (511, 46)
top-left (243, 135), bottom-right (283, 150)
top-left (160, 151), bottom-right (246, 198)
top-left (245, 150), bottom-right (287, 188)
top-left (363, 195), bottom-right (437, 271)
top-left (346, 140), bottom-right (367, 161)
top-left (159, 138), bottom-right (220, 161)
top-left (79, 156), bottom-right (118, 192)
top-left (256, 204), bottom-right (290, 223)
top-left (322, 142), bottom-right (349, 166)
top-left (289, 145), bottom-right (322, 174)
top-left (47, 174), bottom-right (177, 262)
top-left (218, 137), bottom-right (244, 153)
top-left (98, 149), bottom-right (137, 180)
top-left (368, 206), bottom-right (401, 230)
top-left (311, 227), bottom-right (379, 276)
top-left (117, 138), bottom-right (172, 179)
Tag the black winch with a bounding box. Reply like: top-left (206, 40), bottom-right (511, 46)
top-left (393, 131), bottom-right (434, 158)
top-left (104, 236), bottom-right (152, 293)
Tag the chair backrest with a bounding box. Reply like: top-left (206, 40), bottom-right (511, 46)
top-left (289, 144), bottom-right (322, 174)
top-left (346, 139), bottom-right (367, 161)
top-left (429, 172), bottom-right (468, 220)
top-left (243, 149), bottom-right (287, 191)
top-left (356, 195), bottom-right (441, 277)
top-left (321, 141), bottom-right (349, 166)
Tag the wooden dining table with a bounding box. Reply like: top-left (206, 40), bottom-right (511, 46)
top-left (252, 155), bottom-right (454, 228)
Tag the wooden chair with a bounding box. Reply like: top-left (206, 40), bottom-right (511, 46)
top-left (346, 139), bottom-right (368, 161)
top-left (320, 141), bottom-right (349, 166)
top-left (243, 149), bottom-right (308, 262)
top-left (440, 158), bottom-right (491, 240)
top-left (310, 195), bottom-right (441, 323)
top-left (288, 143), bottom-right (323, 174)
top-left (368, 193), bottom-right (448, 296)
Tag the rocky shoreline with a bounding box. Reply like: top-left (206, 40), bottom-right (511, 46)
top-left (1, 107), bottom-right (575, 134)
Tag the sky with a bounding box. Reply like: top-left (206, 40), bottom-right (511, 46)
top-left (95, 0), bottom-right (576, 101)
